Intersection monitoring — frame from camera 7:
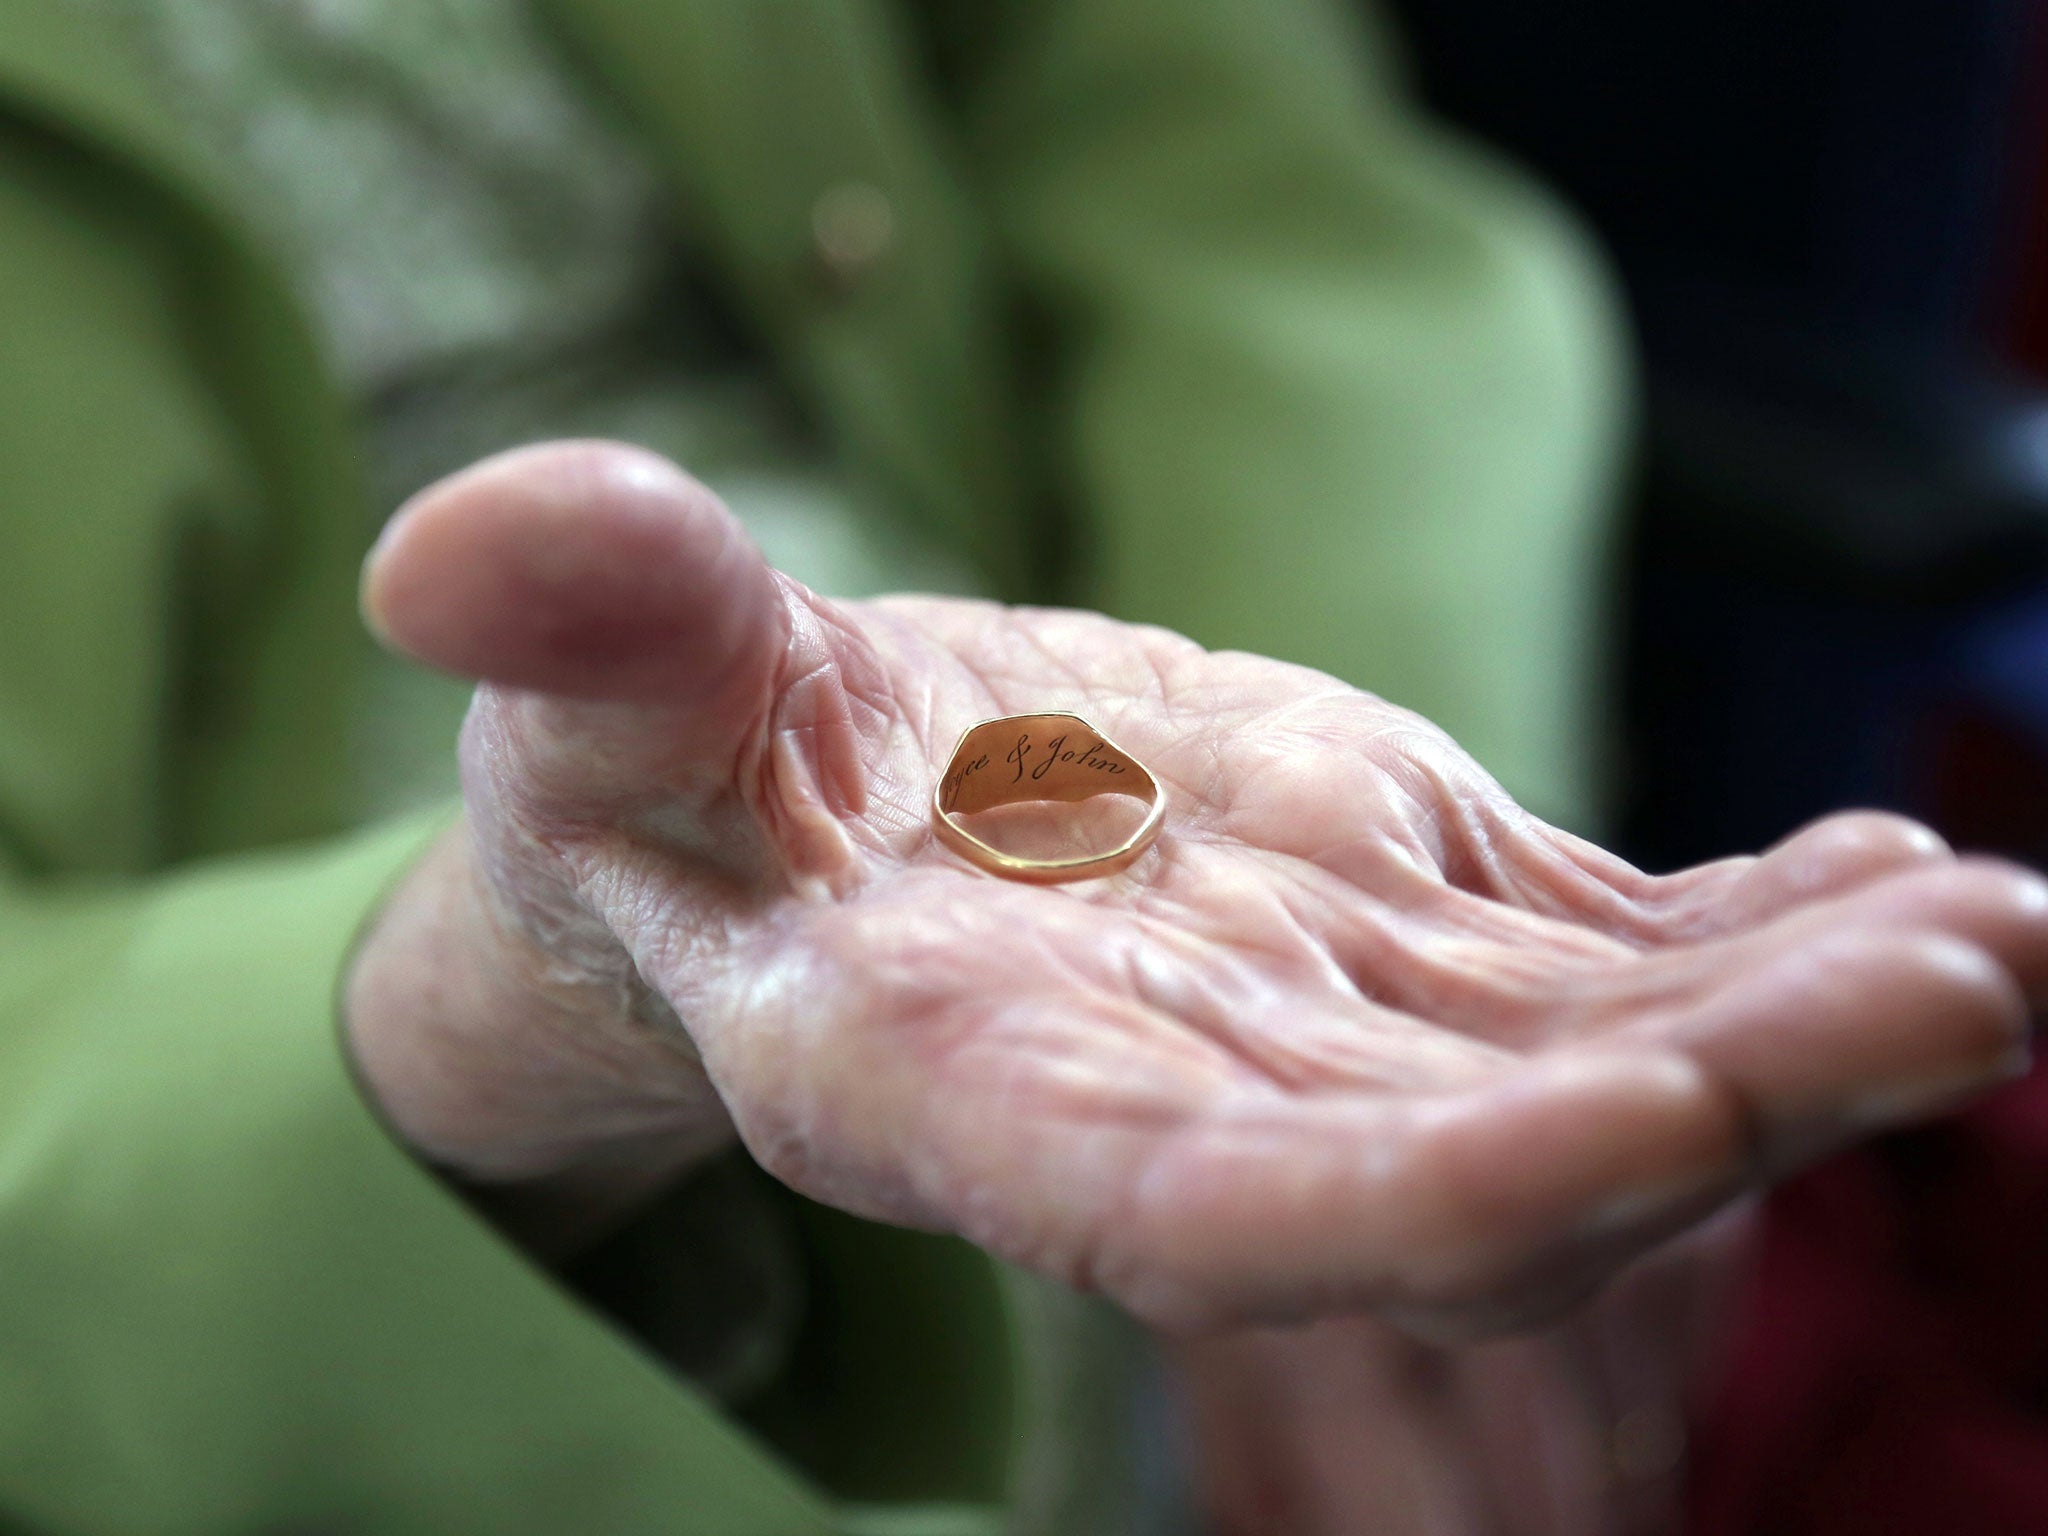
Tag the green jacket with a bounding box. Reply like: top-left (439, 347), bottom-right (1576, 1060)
top-left (0, 0), bottom-right (1627, 1530)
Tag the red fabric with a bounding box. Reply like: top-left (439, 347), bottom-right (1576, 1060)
top-left (1686, 1061), bottom-right (2048, 1535)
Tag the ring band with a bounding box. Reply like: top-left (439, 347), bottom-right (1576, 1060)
top-left (932, 712), bottom-right (1165, 884)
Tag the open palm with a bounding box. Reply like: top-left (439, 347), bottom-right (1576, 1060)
top-left (363, 442), bottom-right (2048, 1335)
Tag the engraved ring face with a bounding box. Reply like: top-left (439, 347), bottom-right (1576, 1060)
top-left (932, 712), bottom-right (1165, 884)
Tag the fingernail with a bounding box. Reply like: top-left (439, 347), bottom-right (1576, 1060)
top-left (2004, 872), bottom-right (2048, 948)
top-left (1850, 1043), bottom-right (2035, 1128)
top-left (1587, 1163), bottom-right (1729, 1233)
top-left (358, 509), bottom-right (413, 642)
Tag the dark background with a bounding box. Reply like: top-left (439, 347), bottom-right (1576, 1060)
top-left (1390, 0), bottom-right (2048, 873)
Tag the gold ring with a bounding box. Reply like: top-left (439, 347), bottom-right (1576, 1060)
top-left (932, 712), bottom-right (1165, 884)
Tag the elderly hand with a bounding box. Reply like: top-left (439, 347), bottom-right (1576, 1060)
top-left (347, 439), bottom-right (2047, 1330)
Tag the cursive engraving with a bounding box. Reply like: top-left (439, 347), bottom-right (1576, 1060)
top-left (1031, 733), bottom-right (1128, 781)
top-left (940, 750), bottom-right (992, 811)
top-left (941, 716), bottom-right (1137, 816)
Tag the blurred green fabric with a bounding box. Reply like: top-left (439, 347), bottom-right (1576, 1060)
top-left (0, 0), bottom-right (1629, 1530)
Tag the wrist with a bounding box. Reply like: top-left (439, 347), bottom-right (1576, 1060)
top-left (343, 817), bottom-right (735, 1257)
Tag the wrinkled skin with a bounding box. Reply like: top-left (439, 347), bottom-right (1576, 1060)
top-left (352, 440), bottom-right (2048, 1344)
top-left (1172, 1215), bottom-right (1751, 1535)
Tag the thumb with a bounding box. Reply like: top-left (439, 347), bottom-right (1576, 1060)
top-left (360, 440), bottom-right (792, 816)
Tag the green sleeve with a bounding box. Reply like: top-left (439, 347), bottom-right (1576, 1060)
top-left (0, 44), bottom-right (1012, 1533)
top-left (0, 821), bottom-right (859, 1536)
top-left (0, 115), bottom-right (837, 1535)
top-left (944, 0), bottom-right (1633, 823)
